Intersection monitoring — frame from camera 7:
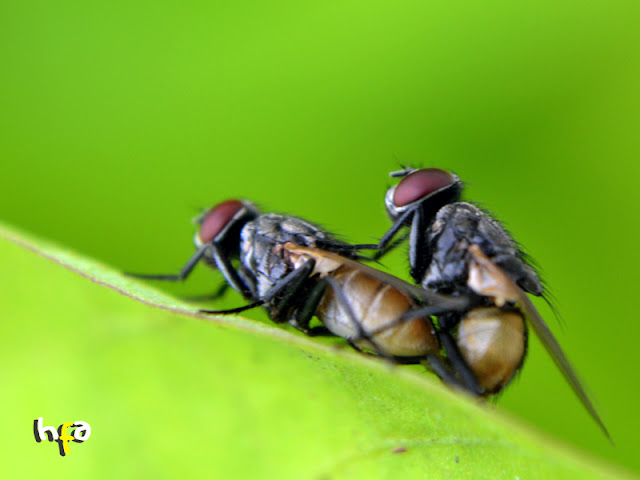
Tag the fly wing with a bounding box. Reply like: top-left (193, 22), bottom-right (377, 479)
top-left (467, 244), bottom-right (611, 441)
top-left (337, 255), bottom-right (470, 311)
top-left (284, 242), bottom-right (469, 312)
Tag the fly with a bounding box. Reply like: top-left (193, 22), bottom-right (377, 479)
top-left (357, 167), bottom-right (610, 439)
top-left (129, 199), bottom-right (467, 369)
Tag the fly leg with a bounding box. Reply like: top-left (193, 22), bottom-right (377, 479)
top-left (209, 243), bottom-right (257, 299)
top-left (424, 355), bottom-right (469, 392)
top-left (366, 307), bottom-right (484, 396)
top-left (424, 350), bottom-right (485, 398)
top-left (353, 206), bottom-right (432, 282)
top-left (126, 243), bottom-right (211, 281)
top-left (129, 250), bottom-right (239, 305)
top-left (127, 241), bottom-right (257, 300)
top-left (352, 208), bottom-right (415, 254)
top-left (200, 259), bottom-right (317, 325)
top-left (427, 313), bottom-right (485, 396)
top-left (437, 329), bottom-right (484, 396)
top-left (289, 279), bottom-right (333, 336)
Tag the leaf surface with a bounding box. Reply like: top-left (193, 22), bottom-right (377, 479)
top-left (0, 223), bottom-right (634, 479)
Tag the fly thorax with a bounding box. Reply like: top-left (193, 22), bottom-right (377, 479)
top-left (240, 221), bottom-right (293, 299)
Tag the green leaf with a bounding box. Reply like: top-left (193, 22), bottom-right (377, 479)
top-left (0, 222), bottom-right (634, 480)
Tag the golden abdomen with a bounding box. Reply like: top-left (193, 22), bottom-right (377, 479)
top-left (456, 306), bottom-right (526, 394)
top-left (317, 266), bottom-right (439, 357)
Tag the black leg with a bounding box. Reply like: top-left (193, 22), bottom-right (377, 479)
top-left (209, 243), bottom-right (254, 298)
top-left (200, 300), bottom-right (265, 315)
top-left (264, 260), bottom-right (316, 322)
top-left (126, 243), bottom-right (211, 281)
top-left (370, 234), bottom-right (409, 261)
top-left (363, 304), bottom-right (453, 337)
top-left (289, 278), bottom-right (329, 333)
top-left (347, 339), bottom-right (366, 353)
top-left (408, 206), bottom-right (430, 283)
top-left (352, 207), bottom-right (416, 253)
top-left (424, 354), bottom-right (468, 392)
top-left (439, 330), bottom-right (484, 396)
top-left (237, 267), bottom-right (259, 299)
top-left (304, 326), bottom-right (334, 337)
top-left (354, 302), bottom-right (484, 396)
top-left (201, 260), bottom-right (317, 321)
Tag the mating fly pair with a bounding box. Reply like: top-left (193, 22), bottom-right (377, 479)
top-left (131, 168), bottom-right (609, 439)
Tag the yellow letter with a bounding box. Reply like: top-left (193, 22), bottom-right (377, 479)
top-left (59, 422), bottom-right (75, 455)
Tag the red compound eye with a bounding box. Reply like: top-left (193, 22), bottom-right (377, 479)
top-left (393, 168), bottom-right (456, 207)
top-left (198, 199), bottom-right (245, 244)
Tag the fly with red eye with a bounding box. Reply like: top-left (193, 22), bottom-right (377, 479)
top-left (355, 167), bottom-right (610, 440)
top-left (128, 200), bottom-right (470, 372)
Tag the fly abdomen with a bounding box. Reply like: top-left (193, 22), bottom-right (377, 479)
top-left (318, 266), bottom-right (439, 358)
top-left (456, 307), bottom-right (526, 394)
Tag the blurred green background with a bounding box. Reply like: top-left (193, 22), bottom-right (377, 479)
top-left (1, 0), bottom-right (639, 476)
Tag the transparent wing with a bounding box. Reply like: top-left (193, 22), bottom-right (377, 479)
top-left (285, 242), bottom-right (469, 312)
top-left (467, 244), bottom-right (611, 442)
